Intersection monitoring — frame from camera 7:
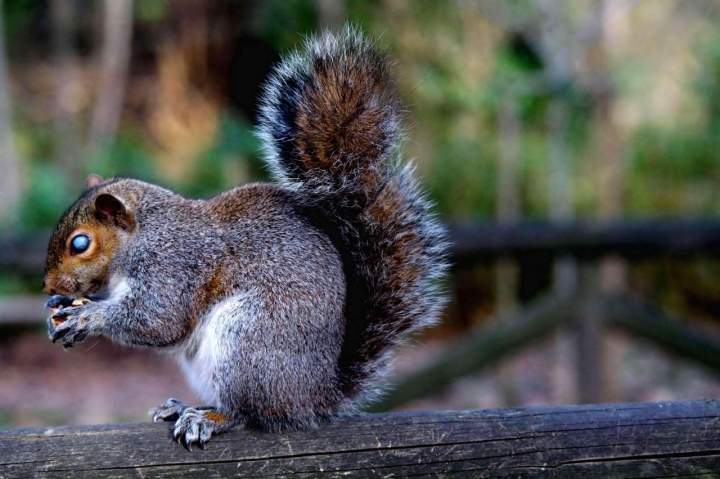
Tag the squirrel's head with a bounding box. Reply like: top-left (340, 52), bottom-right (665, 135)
top-left (43, 174), bottom-right (137, 297)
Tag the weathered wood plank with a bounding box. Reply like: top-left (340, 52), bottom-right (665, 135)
top-left (1, 400), bottom-right (718, 478)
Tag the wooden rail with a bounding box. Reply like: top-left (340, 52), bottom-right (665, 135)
top-left (0, 400), bottom-right (718, 478)
top-left (452, 218), bottom-right (720, 262)
top-left (3, 219), bottom-right (720, 275)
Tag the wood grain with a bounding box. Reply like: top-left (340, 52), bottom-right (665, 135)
top-left (1, 400), bottom-right (718, 478)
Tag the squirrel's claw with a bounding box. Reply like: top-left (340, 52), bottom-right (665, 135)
top-left (46, 315), bottom-right (57, 340)
top-left (150, 398), bottom-right (187, 422)
top-left (50, 320), bottom-right (70, 343)
top-left (170, 407), bottom-right (221, 450)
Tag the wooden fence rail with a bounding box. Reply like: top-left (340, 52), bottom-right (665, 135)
top-left (451, 219), bottom-right (720, 262)
top-left (3, 219), bottom-right (720, 275)
top-left (1, 400), bottom-right (718, 478)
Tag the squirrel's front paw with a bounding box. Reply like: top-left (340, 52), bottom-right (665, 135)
top-left (45, 294), bottom-right (76, 310)
top-left (49, 307), bottom-right (90, 348)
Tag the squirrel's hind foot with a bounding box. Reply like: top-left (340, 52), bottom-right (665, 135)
top-left (172, 407), bottom-right (235, 450)
top-left (151, 399), bottom-right (236, 450)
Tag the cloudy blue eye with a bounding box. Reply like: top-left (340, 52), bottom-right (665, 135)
top-left (70, 234), bottom-right (90, 253)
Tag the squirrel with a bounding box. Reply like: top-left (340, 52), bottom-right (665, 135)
top-left (42, 26), bottom-right (449, 448)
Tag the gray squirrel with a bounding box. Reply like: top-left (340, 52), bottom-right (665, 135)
top-left (42, 26), bottom-right (449, 448)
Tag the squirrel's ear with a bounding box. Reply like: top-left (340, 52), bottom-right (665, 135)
top-left (85, 174), bottom-right (104, 190)
top-left (94, 194), bottom-right (135, 230)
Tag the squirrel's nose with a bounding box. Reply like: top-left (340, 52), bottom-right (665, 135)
top-left (47, 275), bottom-right (79, 296)
top-left (42, 277), bottom-right (59, 296)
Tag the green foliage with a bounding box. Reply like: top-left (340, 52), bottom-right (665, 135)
top-left (429, 137), bottom-right (496, 218)
top-left (85, 136), bottom-right (158, 184)
top-left (625, 31), bottom-right (720, 215)
top-left (696, 35), bottom-right (720, 130)
top-left (486, 36), bottom-right (546, 125)
top-left (135, 0), bottom-right (169, 23)
top-left (179, 114), bottom-right (264, 198)
top-left (344, 0), bottom-right (381, 28)
top-left (17, 136), bottom-right (160, 230)
top-left (255, 0), bottom-right (318, 53)
top-left (631, 127), bottom-right (720, 181)
top-left (19, 162), bottom-right (74, 230)
top-left (5, 0), bottom-right (720, 226)
top-left (1, 0), bottom-right (38, 33)
top-left (519, 132), bottom-right (551, 217)
top-left (627, 127), bottom-right (720, 214)
top-left (0, 274), bottom-right (27, 296)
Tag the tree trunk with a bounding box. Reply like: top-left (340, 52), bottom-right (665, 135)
top-left (0, 0), bottom-right (21, 226)
top-left (85, 0), bottom-right (134, 159)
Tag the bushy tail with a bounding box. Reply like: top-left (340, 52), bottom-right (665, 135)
top-left (258, 26), bottom-right (449, 407)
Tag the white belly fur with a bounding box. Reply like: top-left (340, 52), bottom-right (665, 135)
top-left (177, 295), bottom-right (247, 406)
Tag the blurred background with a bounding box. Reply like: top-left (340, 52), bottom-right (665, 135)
top-left (2, 0), bottom-right (720, 428)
